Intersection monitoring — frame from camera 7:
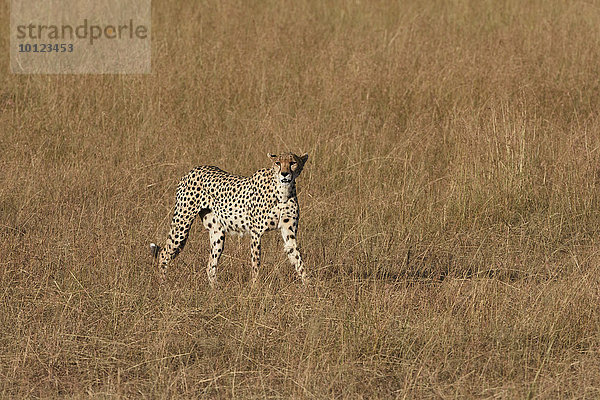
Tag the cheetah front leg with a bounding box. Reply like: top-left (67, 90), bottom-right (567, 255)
top-left (280, 218), bottom-right (308, 285)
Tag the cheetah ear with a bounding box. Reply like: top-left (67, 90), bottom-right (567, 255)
top-left (267, 153), bottom-right (277, 160)
top-left (300, 153), bottom-right (309, 165)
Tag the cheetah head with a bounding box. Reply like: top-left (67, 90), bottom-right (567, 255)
top-left (268, 152), bottom-right (309, 185)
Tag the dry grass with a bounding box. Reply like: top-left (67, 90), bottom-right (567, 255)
top-left (2, 0), bottom-right (600, 398)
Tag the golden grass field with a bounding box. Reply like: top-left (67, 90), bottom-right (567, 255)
top-left (2, 0), bottom-right (600, 398)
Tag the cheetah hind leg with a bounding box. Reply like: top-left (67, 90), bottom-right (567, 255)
top-left (201, 210), bottom-right (225, 288)
top-left (206, 227), bottom-right (225, 288)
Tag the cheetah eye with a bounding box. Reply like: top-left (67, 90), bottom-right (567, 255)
top-left (290, 162), bottom-right (296, 166)
top-left (275, 162), bottom-right (281, 166)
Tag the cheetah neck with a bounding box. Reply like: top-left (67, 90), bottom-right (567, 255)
top-left (274, 176), bottom-right (296, 203)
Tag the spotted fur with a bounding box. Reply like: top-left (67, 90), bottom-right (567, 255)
top-left (151, 152), bottom-right (309, 286)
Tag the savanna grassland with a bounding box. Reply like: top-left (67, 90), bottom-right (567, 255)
top-left (2, 0), bottom-right (600, 398)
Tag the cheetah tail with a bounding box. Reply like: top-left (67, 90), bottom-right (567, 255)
top-left (150, 243), bottom-right (161, 258)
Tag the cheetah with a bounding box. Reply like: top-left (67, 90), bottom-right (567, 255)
top-left (150, 152), bottom-right (309, 287)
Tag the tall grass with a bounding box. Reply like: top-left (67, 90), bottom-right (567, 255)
top-left (1, 0), bottom-right (600, 397)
